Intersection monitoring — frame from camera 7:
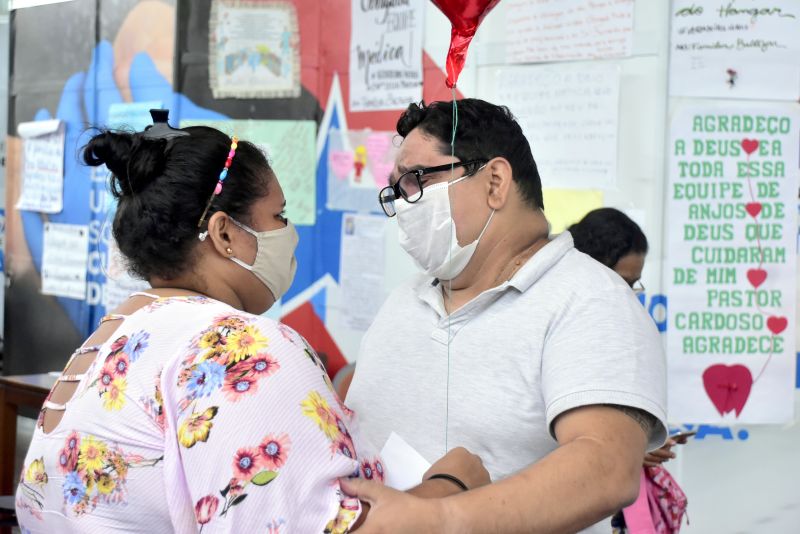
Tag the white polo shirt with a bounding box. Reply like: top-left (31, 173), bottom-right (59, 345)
top-left (347, 232), bottom-right (667, 527)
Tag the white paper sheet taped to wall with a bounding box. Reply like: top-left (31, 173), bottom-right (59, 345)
top-left (16, 119), bottom-right (65, 214)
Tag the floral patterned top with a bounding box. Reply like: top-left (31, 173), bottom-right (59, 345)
top-left (16, 295), bottom-right (383, 533)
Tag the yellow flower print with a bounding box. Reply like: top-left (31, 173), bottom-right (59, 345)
top-left (102, 377), bottom-right (127, 411)
top-left (96, 473), bottom-right (116, 494)
top-left (301, 391), bottom-right (340, 440)
top-left (78, 436), bottom-right (108, 473)
top-left (24, 457), bottom-right (48, 487)
top-left (324, 500), bottom-right (359, 534)
top-left (178, 406), bottom-right (219, 448)
top-left (198, 330), bottom-right (224, 349)
top-left (108, 451), bottom-right (129, 479)
top-left (226, 325), bottom-right (268, 363)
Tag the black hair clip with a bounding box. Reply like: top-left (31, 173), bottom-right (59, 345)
top-left (141, 109), bottom-right (189, 139)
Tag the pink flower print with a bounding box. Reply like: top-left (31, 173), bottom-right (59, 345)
top-left (227, 477), bottom-right (245, 498)
top-left (258, 434), bottom-right (291, 470)
top-left (361, 460), bottom-right (376, 480)
top-left (195, 494), bottom-right (219, 526)
top-left (57, 446), bottom-right (79, 474)
top-left (232, 447), bottom-right (261, 478)
top-left (373, 459), bottom-right (385, 482)
top-left (110, 352), bottom-right (129, 377)
top-left (223, 374), bottom-right (259, 401)
top-left (108, 335), bottom-right (128, 355)
top-left (97, 364), bottom-right (115, 392)
top-left (230, 353), bottom-right (280, 378)
top-left (331, 434), bottom-right (356, 461)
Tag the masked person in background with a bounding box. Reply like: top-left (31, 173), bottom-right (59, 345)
top-left (15, 111), bottom-right (488, 533)
top-left (344, 99), bottom-right (667, 533)
top-left (569, 208), bottom-right (689, 534)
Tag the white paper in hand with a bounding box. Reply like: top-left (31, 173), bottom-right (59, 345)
top-left (379, 432), bottom-right (431, 491)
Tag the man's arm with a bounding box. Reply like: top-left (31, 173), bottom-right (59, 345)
top-left (440, 404), bottom-right (648, 533)
top-left (344, 404), bottom-right (650, 534)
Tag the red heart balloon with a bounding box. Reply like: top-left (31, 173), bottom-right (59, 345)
top-left (430, 0), bottom-right (502, 88)
top-left (746, 268), bottom-right (767, 288)
top-left (745, 202), bottom-right (762, 218)
top-left (741, 138), bottom-right (759, 155)
top-left (702, 364), bottom-right (753, 417)
top-left (767, 316), bottom-right (788, 335)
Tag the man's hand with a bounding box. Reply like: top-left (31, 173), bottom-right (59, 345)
top-left (341, 477), bottom-right (445, 534)
top-left (424, 446), bottom-right (491, 491)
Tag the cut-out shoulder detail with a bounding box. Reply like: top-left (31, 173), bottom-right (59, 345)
top-left (59, 373), bottom-right (86, 382)
top-left (100, 313), bottom-right (127, 324)
top-left (130, 291), bottom-right (160, 299)
top-left (43, 400), bottom-right (66, 411)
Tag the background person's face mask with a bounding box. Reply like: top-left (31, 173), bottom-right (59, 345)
top-left (396, 177), bottom-right (494, 281)
top-left (229, 218), bottom-right (299, 300)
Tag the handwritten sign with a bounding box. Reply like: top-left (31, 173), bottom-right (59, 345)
top-left (349, 0), bottom-right (424, 111)
top-left (16, 119), bottom-right (65, 213)
top-left (493, 63), bottom-right (620, 189)
top-left (505, 0), bottom-right (634, 63)
top-left (180, 119), bottom-right (317, 225)
top-left (669, 1), bottom-right (800, 100)
top-left (666, 104), bottom-right (799, 424)
top-left (42, 222), bottom-right (90, 300)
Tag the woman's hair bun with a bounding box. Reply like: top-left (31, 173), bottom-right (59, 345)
top-left (83, 131), bottom-right (168, 198)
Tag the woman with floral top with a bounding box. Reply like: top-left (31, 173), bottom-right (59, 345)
top-left (15, 111), bottom-right (488, 533)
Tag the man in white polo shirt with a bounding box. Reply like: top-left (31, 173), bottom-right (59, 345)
top-left (345, 99), bottom-right (667, 533)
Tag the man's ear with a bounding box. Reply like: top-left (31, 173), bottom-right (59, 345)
top-left (486, 157), bottom-right (514, 210)
top-left (205, 211), bottom-right (236, 258)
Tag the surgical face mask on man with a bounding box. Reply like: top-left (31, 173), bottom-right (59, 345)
top-left (228, 217), bottom-right (299, 300)
top-left (396, 173), bottom-right (494, 281)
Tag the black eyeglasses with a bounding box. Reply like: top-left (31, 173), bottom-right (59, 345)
top-left (378, 159), bottom-right (487, 217)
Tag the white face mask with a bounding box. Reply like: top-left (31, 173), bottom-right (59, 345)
top-left (228, 218), bottom-right (299, 301)
top-left (396, 176), bottom-right (494, 281)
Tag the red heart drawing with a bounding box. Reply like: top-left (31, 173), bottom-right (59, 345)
top-left (703, 364), bottom-right (753, 417)
top-left (745, 202), bottom-right (762, 218)
top-left (741, 138), bottom-right (759, 155)
top-left (746, 268), bottom-right (767, 288)
top-left (766, 316), bottom-right (788, 335)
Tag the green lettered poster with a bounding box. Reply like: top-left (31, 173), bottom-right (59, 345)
top-left (666, 104), bottom-right (799, 424)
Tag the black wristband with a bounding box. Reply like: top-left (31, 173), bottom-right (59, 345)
top-left (427, 473), bottom-right (469, 492)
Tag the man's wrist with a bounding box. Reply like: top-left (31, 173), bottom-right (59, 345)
top-left (410, 477), bottom-right (463, 498)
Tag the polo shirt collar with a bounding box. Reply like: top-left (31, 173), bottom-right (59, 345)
top-left (508, 231), bottom-right (574, 292)
top-left (413, 231), bottom-right (575, 314)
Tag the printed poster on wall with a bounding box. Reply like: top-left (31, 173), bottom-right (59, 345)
top-left (666, 104), bottom-right (799, 424)
top-left (505, 0), bottom-right (635, 64)
top-left (209, 0), bottom-right (301, 99)
top-left (349, 0), bottom-right (424, 112)
top-left (327, 128), bottom-right (398, 213)
top-left (493, 62), bottom-right (620, 189)
top-left (41, 222), bottom-right (90, 300)
top-left (338, 213), bottom-right (387, 332)
top-left (669, 1), bottom-right (800, 100)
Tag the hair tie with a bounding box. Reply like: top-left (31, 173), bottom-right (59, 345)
top-left (198, 136), bottom-right (239, 230)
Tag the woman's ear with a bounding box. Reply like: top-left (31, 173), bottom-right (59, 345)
top-left (486, 157), bottom-right (514, 210)
top-left (205, 211), bottom-right (236, 258)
